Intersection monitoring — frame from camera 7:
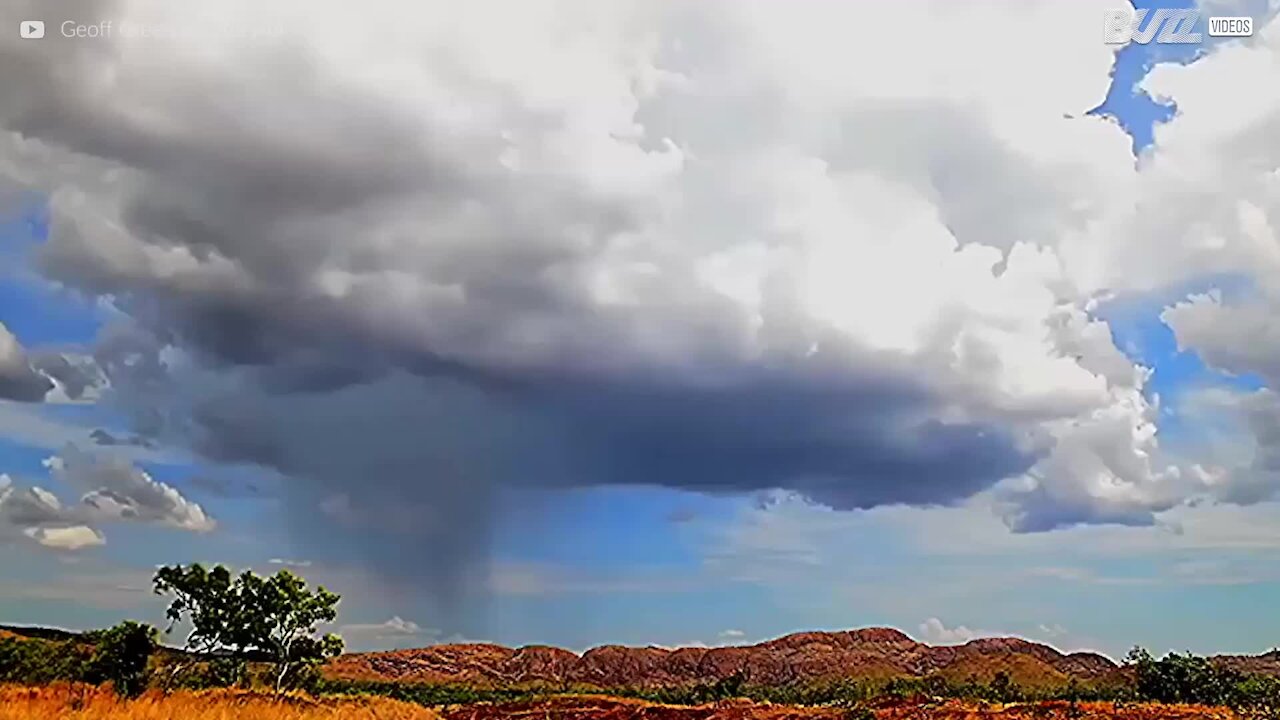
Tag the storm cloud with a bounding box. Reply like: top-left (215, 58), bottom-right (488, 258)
top-left (0, 0), bottom-right (1249, 629)
top-left (0, 322), bottom-right (53, 402)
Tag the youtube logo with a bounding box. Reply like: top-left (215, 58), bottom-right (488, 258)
top-left (19, 20), bottom-right (45, 39)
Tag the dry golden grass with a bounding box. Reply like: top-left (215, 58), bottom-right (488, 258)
top-left (0, 686), bottom-right (1248, 720)
top-left (0, 683), bottom-right (440, 719)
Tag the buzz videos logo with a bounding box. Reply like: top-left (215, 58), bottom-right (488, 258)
top-left (1104, 8), bottom-right (1254, 45)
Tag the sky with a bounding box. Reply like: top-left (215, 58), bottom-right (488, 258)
top-left (1, 0), bottom-right (1280, 660)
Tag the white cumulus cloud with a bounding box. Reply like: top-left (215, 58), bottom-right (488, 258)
top-left (44, 446), bottom-right (215, 532)
top-left (918, 618), bottom-right (983, 645)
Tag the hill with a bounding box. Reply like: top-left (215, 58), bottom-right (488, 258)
top-left (324, 627), bottom-right (1117, 689)
top-left (1214, 650), bottom-right (1280, 677)
top-left (0, 624), bottom-right (83, 643)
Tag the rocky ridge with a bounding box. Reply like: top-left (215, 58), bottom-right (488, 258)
top-left (325, 627), bottom-right (1118, 688)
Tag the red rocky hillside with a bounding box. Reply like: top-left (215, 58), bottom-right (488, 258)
top-left (324, 627), bottom-right (1117, 688)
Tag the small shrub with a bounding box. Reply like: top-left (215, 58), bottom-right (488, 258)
top-left (987, 670), bottom-right (1021, 703)
top-left (83, 620), bottom-right (158, 697)
top-left (173, 656), bottom-right (250, 690)
top-left (207, 656), bottom-right (249, 688)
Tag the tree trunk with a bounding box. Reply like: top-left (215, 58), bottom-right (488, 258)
top-left (275, 637), bottom-right (293, 694)
top-left (275, 661), bottom-right (289, 694)
top-left (162, 661), bottom-right (187, 692)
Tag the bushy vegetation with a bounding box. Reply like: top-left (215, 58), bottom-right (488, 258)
top-left (1125, 647), bottom-right (1280, 718)
top-left (317, 678), bottom-right (541, 706)
top-left (1236, 676), bottom-right (1280, 720)
top-left (200, 656), bottom-right (249, 689)
top-left (587, 669), bottom-right (1117, 708)
top-left (82, 621), bottom-right (159, 698)
top-left (317, 671), bottom-right (1121, 714)
top-left (0, 634), bottom-right (93, 685)
top-left (164, 656), bottom-right (263, 691)
top-left (0, 621), bottom-right (155, 696)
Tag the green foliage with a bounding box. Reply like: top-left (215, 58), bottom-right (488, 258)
top-left (638, 672), bottom-right (750, 704)
top-left (0, 635), bottom-right (91, 685)
top-left (1126, 646), bottom-right (1247, 706)
top-left (170, 655), bottom-right (251, 690)
top-left (206, 656), bottom-right (249, 688)
top-left (1118, 645), bottom-right (1280, 716)
top-left (153, 563), bottom-right (344, 692)
top-left (986, 670), bottom-right (1021, 703)
top-left (83, 620), bottom-right (158, 697)
top-left (609, 674), bottom-right (1090, 708)
top-left (247, 569), bottom-right (344, 692)
top-left (0, 623), bottom-right (155, 697)
top-left (153, 564), bottom-right (247, 656)
top-left (318, 678), bottom-right (541, 706)
top-left (1235, 674), bottom-right (1280, 720)
top-left (881, 676), bottom-right (922, 700)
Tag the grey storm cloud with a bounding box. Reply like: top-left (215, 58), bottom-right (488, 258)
top-left (31, 354), bottom-right (107, 402)
top-left (0, 322), bottom-right (53, 402)
top-left (0, 0), bottom-right (1212, 629)
top-left (89, 428), bottom-right (155, 449)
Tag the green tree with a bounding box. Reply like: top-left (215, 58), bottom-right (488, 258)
top-left (988, 670), bottom-right (1019, 703)
top-left (153, 563), bottom-right (344, 693)
top-left (1126, 645), bottom-right (1246, 707)
top-left (153, 564), bottom-right (248, 687)
top-left (243, 568), bottom-right (344, 692)
top-left (84, 621), bottom-right (158, 697)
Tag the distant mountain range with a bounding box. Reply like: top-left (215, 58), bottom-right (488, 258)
top-left (325, 627), bottom-right (1123, 688)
